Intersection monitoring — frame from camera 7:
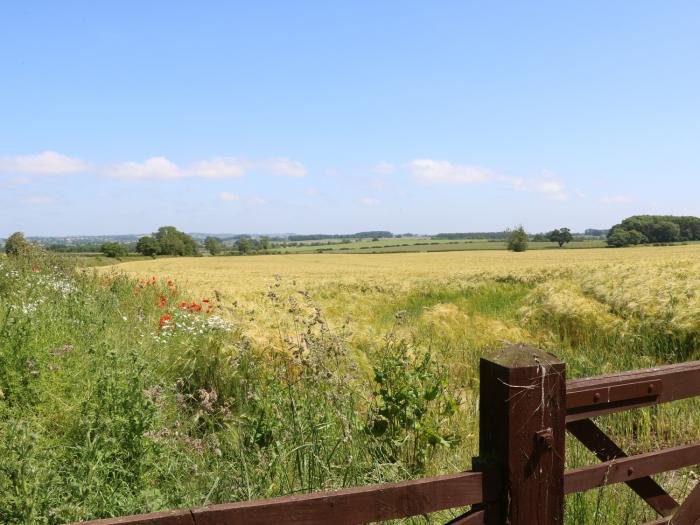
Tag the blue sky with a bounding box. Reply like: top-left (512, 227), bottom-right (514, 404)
top-left (1, 1), bottom-right (698, 236)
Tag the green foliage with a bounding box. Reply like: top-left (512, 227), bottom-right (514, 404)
top-left (100, 242), bottom-right (128, 258)
top-left (236, 238), bottom-right (252, 254)
top-left (366, 338), bottom-right (459, 474)
top-left (626, 229), bottom-right (645, 245)
top-left (258, 236), bottom-right (271, 250)
top-left (609, 215), bottom-right (700, 246)
top-left (136, 227), bottom-right (198, 256)
top-left (606, 228), bottom-right (631, 247)
top-left (5, 231), bottom-right (29, 256)
top-left (548, 227), bottom-right (573, 248)
top-left (135, 235), bottom-right (159, 256)
top-left (204, 236), bottom-right (224, 256)
top-left (506, 225), bottom-right (528, 252)
top-left (154, 226), bottom-right (198, 256)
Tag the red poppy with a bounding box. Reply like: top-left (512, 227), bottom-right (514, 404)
top-left (159, 314), bottom-right (172, 328)
top-left (202, 299), bottom-right (209, 303)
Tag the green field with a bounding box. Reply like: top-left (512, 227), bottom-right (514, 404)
top-left (273, 238), bottom-right (607, 253)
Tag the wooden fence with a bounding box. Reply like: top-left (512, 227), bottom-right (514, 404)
top-left (75, 344), bottom-right (700, 525)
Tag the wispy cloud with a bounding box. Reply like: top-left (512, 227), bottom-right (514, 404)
top-left (600, 195), bottom-right (633, 204)
top-left (0, 151), bottom-right (90, 175)
top-left (257, 158), bottom-right (307, 177)
top-left (106, 157), bottom-right (183, 180)
top-left (360, 196), bottom-right (380, 206)
top-left (219, 192), bottom-right (240, 201)
top-left (411, 159), bottom-right (493, 184)
top-left (518, 174), bottom-right (568, 201)
top-left (250, 197), bottom-right (267, 205)
top-left (106, 156), bottom-right (306, 180)
top-left (372, 161), bottom-right (395, 174)
top-left (411, 159), bottom-right (568, 200)
top-left (190, 159), bottom-right (247, 179)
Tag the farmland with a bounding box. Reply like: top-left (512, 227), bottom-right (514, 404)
top-left (268, 238), bottom-right (607, 254)
top-left (1, 244), bottom-right (699, 523)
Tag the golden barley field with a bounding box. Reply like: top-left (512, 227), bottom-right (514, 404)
top-left (114, 244), bottom-right (699, 371)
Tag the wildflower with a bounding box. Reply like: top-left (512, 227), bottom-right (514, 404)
top-left (159, 314), bottom-right (172, 328)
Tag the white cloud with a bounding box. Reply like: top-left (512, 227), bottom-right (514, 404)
top-left (21, 195), bottom-right (55, 205)
top-left (600, 195), bottom-right (633, 204)
top-left (360, 197), bottom-right (380, 206)
top-left (219, 192), bottom-right (240, 201)
top-left (106, 157), bottom-right (183, 180)
top-left (189, 158), bottom-right (246, 179)
top-left (411, 159), bottom-right (493, 184)
top-left (527, 177), bottom-right (568, 201)
top-left (0, 151), bottom-right (90, 175)
top-left (372, 161), bottom-right (395, 174)
top-left (106, 156), bottom-right (306, 180)
top-left (258, 158), bottom-right (307, 177)
top-left (410, 159), bottom-right (569, 200)
top-left (250, 197), bottom-right (267, 205)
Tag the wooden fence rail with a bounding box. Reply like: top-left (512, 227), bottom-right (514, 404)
top-left (74, 345), bottom-right (700, 525)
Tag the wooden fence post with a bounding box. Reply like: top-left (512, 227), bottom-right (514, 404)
top-left (478, 344), bottom-right (566, 524)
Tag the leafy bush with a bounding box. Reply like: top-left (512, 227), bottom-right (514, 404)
top-left (506, 225), bottom-right (528, 252)
top-left (365, 338), bottom-right (459, 474)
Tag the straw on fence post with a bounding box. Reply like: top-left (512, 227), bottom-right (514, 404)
top-left (478, 344), bottom-right (565, 524)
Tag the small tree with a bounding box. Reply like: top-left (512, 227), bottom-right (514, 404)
top-left (548, 227), bottom-right (573, 248)
top-left (136, 236), bottom-right (159, 256)
top-left (258, 236), bottom-right (271, 250)
top-left (204, 236), bottom-right (224, 255)
top-left (5, 232), bottom-right (29, 256)
top-left (100, 242), bottom-right (128, 258)
top-left (506, 226), bottom-right (528, 252)
top-left (237, 238), bottom-right (252, 254)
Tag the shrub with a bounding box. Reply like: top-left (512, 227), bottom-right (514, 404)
top-left (4, 231), bottom-right (29, 256)
top-left (507, 226), bottom-right (528, 252)
top-left (100, 242), bottom-right (128, 258)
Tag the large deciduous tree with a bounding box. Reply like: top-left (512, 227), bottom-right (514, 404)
top-left (136, 227), bottom-right (198, 256)
top-left (548, 227), bottom-right (573, 248)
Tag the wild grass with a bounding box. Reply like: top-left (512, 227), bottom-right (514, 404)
top-left (1, 244), bottom-right (698, 523)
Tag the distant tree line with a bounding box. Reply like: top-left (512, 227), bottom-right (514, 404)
top-left (288, 231), bottom-right (393, 241)
top-left (433, 232), bottom-right (511, 240)
top-left (607, 215), bottom-right (700, 247)
top-left (46, 243), bottom-right (109, 253)
top-left (584, 228), bottom-right (609, 237)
